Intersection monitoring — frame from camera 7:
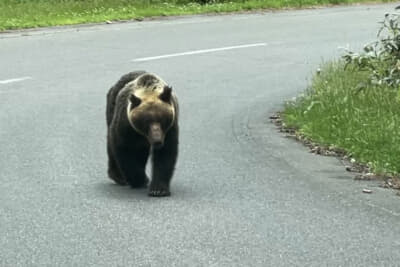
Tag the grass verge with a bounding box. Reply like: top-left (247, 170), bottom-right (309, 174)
top-left (281, 61), bottom-right (400, 177)
top-left (0, 0), bottom-right (395, 31)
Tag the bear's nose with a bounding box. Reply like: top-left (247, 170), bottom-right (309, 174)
top-left (149, 123), bottom-right (164, 148)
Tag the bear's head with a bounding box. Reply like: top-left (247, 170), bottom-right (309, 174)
top-left (127, 85), bottom-right (175, 149)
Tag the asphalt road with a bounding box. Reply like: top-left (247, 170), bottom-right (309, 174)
top-left (1, 3), bottom-right (400, 266)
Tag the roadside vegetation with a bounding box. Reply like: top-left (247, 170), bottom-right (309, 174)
top-left (282, 12), bottom-right (400, 178)
top-left (0, 0), bottom-right (395, 31)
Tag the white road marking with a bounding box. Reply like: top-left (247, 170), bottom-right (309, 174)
top-left (0, 76), bottom-right (32, 84)
top-left (132, 43), bottom-right (267, 62)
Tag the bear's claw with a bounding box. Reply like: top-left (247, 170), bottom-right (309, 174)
top-left (148, 185), bottom-right (171, 197)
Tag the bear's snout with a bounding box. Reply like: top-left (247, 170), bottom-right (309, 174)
top-left (149, 123), bottom-right (164, 148)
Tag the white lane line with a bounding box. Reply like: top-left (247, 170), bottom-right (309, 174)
top-left (0, 76), bottom-right (32, 85)
top-left (132, 43), bottom-right (267, 62)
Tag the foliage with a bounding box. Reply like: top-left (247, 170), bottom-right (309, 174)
top-left (343, 12), bottom-right (400, 87)
top-left (283, 61), bottom-right (400, 175)
top-left (282, 10), bottom-right (400, 177)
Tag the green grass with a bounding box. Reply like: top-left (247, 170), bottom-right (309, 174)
top-left (0, 0), bottom-right (394, 31)
top-left (282, 61), bottom-right (400, 175)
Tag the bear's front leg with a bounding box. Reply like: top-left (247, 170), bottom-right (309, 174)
top-left (114, 147), bottom-right (150, 188)
top-left (149, 128), bottom-right (178, 197)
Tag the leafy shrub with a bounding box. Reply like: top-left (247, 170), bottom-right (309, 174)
top-left (343, 12), bottom-right (400, 87)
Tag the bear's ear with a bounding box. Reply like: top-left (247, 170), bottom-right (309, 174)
top-left (129, 94), bottom-right (141, 108)
top-left (160, 85), bottom-right (172, 102)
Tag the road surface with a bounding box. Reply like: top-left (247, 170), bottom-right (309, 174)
top-left (1, 3), bottom-right (400, 266)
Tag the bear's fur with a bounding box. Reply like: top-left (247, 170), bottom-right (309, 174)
top-left (106, 71), bottom-right (179, 197)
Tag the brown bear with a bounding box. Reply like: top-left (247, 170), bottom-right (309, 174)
top-left (106, 71), bottom-right (179, 197)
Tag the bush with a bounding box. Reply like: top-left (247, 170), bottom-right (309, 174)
top-left (343, 12), bottom-right (400, 87)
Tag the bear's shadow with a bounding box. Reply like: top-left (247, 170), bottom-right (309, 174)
top-left (95, 180), bottom-right (187, 201)
top-left (95, 181), bottom-right (151, 201)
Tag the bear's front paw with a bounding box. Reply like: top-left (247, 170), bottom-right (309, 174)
top-left (148, 183), bottom-right (170, 197)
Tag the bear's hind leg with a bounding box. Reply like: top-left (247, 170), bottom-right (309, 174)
top-left (107, 145), bottom-right (127, 185)
top-left (115, 147), bottom-right (150, 188)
